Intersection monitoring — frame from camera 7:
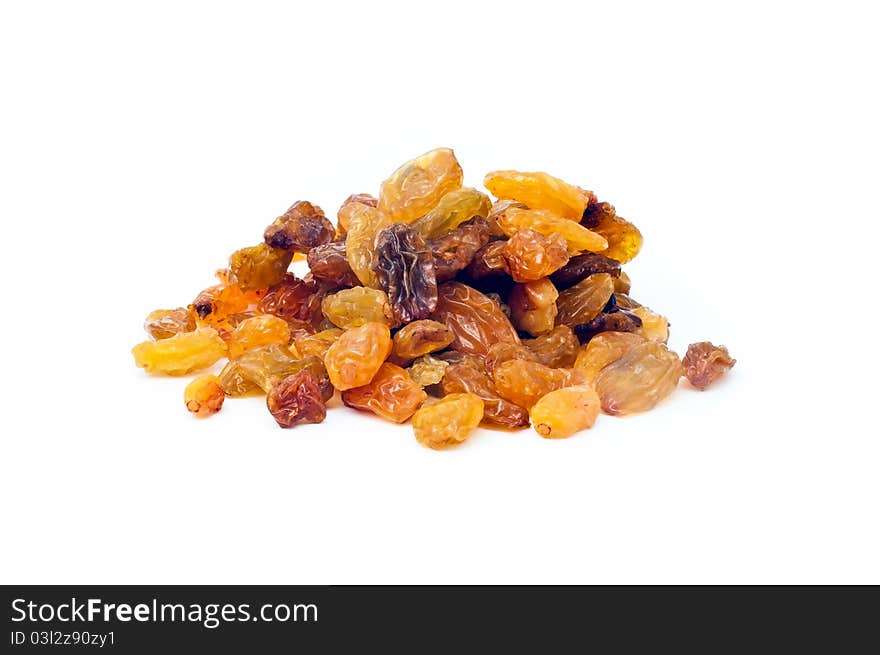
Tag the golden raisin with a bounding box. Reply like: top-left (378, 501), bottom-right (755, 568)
top-left (227, 314), bottom-right (291, 359)
top-left (412, 393), bottom-right (484, 450)
top-left (581, 201), bottom-right (643, 263)
top-left (412, 187), bottom-right (492, 238)
top-left (441, 362), bottom-right (530, 428)
top-left (344, 203), bottom-right (392, 289)
top-left (573, 331), bottom-right (647, 383)
top-left (132, 327), bottom-right (227, 376)
top-left (144, 308), bottom-right (195, 340)
top-left (264, 200), bottom-right (335, 253)
top-left (337, 193), bottom-right (378, 235)
top-left (322, 287), bottom-right (394, 329)
top-left (484, 170), bottom-right (587, 221)
top-left (530, 385), bottom-right (600, 438)
top-left (682, 342), bottom-right (735, 390)
top-left (228, 243), bottom-right (293, 292)
top-left (391, 319), bottom-right (454, 363)
top-left (631, 306), bottom-right (670, 342)
top-left (555, 273), bottom-right (615, 328)
top-left (378, 148), bottom-right (464, 224)
top-left (595, 341), bottom-right (683, 415)
top-left (342, 363), bottom-right (427, 423)
top-left (493, 359), bottom-right (587, 409)
top-left (523, 325), bottom-right (580, 368)
top-left (323, 321), bottom-right (393, 391)
top-left (502, 228), bottom-right (570, 282)
top-left (432, 281), bottom-right (520, 356)
top-left (407, 354), bottom-right (449, 388)
top-left (497, 207), bottom-right (607, 254)
top-left (184, 375), bottom-right (225, 418)
top-left (292, 328), bottom-right (343, 358)
top-left (508, 278), bottom-right (559, 336)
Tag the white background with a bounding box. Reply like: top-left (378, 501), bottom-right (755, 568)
top-left (1, 1), bottom-right (877, 584)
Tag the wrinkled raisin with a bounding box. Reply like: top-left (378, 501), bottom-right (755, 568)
top-left (523, 325), bottom-right (580, 368)
top-left (492, 359), bottom-right (586, 409)
top-left (595, 341), bottom-right (682, 415)
top-left (508, 278), bottom-right (559, 336)
top-left (228, 243), bottom-right (293, 291)
top-left (555, 273), bottom-right (615, 328)
top-left (412, 393), bottom-right (483, 450)
top-left (530, 385), bottom-right (600, 438)
top-left (267, 369), bottom-right (327, 428)
top-left (428, 216), bottom-right (492, 282)
top-left (323, 321), bottom-right (392, 391)
top-left (378, 148), bottom-right (463, 224)
top-left (484, 170), bottom-right (588, 221)
top-left (391, 319), bottom-right (454, 363)
top-left (132, 327), bottom-right (227, 376)
top-left (322, 286), bottom-right (394, 329)
top-left (184, 374), bottom-right (225, 418)
top-left (264, 200), bottom-right (335, 253)
top-left (373, 223), bottom-right (438, 324)
top-left (550, 252), bottom-right (621, 290)
top-left (144, 308), bottom-right (195, 340)
top-left (412, 187), bottom-right (492, 238)
top-left (441, 362), bottom-right (530, 428)
top-left (307, 241), bottom-right (361, 288)
top-left (432, 281), bottom-right (520, 356)
top-left (682, 342), bottom-right (735, 390)
top-left (342, 362), bottom-right (427, 423)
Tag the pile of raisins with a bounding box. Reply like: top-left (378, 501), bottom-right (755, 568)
top-left (133, 149), bottom-right (735, 448)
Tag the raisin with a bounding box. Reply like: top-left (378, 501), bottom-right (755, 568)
top-left (378, 148), bottom-right (463, 224)
top-left (497, 207), bottom-right (607, 254)
top-left (235, 345), bottom-right (333, 399)
top-left (581, 202), bottom-right (643, 263)
top-left (132, 327), bottom-right (227, 376)
top-left (189, 283), bottom-right (252, 328)
top-left (595, 341), bottom-right (682, 415)
top-left (484, 342), bottom-right (537, 378)
top-left (493, 359), bottom-right (586, 409)
top-left (391, 319), bottom-right (454, 363)
top-left (373, 223), bottom-right (438, 324)
top-left (228, 243), bottom-right (293, 292)
top-left (291, 328), bottom-right (343, 359)
top-left (441, 362), bottom-right (530, 428)
top-left (682, 342), bottom-right (735, 390)
top-left (337, 193), bottom-right (378, 235)
top-left (144, 308), bottom-right (195, 340)
top-left (502, 228), bottom-right (570, 282)
top-left (227, 314), bottom-right (291, 359)
top-left (631, 306), bottom-right (670, 342)
top-left (266, 369), bottom-right (327, 428)
top-left (573, 331), bottom-right (647, 382)
top-left (258, 274), bottom-right (324, 327)
top-left (614, 270), bottom-right (632, 294)
top-left (555, 273), bottom-right (615, 328)
top-left (307, 241), bottom-right (361, 288)
top-left (342, 362), bottom-right (427, 423)
top-left (572, 309), bottom-right (643, 344)
top-left (184, 375), bottom-right (225, 418)
top-left (218, 359), bottom-right (258, 397)
top-left (508, 278), bottom-right (559, 336)
top-left (523, 325), bottom-right (580, 368)
top-left (412, 187), bottom-right (492, 238)
top-left (464, 240), bottom-right (511, 280)
top-left (432, 281), bottom-right (520, 356)
top-left (322, 286), bottom-right (394, 329)
top-left (549, 252), bottom-right (621, 290)
top-left (530, 385), bottom-right (600, 438)
top-left (412, 393), bottom-right (484, 450)
top-left (345, 203), bottom-right (392, 288)
top-left (323, 321), bottom-right (392, 391)
top-left (428, 216), bottom-right (492, 282)
top-left (484, 170), bottom-right (587, 221)
top-left (407, 354), bottom-right (449, 388)
top-left (264, 200), bottom-right (335, 253)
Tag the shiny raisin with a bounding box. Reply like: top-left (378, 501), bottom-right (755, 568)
top-left (428, 216), bottom-right (492, 282)
top-left (228, 243), bottom-right (293, 292)
top-left (508, 278), bottom-right (559, 336)
top-left (307, 241), bottom-right (361, 288)
top-left (523, 325), bottom-right (580, 368)
top-left (484, 170), bottom-right (587, 221)
top-left (132, 327), bottom-right (227, 376)
top-left (323, 322), bottom-right (392, 391)
top-left (373, 223), bottom-right (438, 324)
top-left (184, 374), bottom-right (225, 418)
top-left (391, 319), bottom-right (454, 363)
top-left (322, 286), bottom-right (394, 329)
top-left (555, 273), bottom-right (615, 328)
top-left (378, 148), bottom-right (463, 224)
top-left (493, 359), bottom-right (587, 409)
top-left (411, 187), bottom-right (492, 238)
top-left (581, 202), bottom-right (643, 263)
top-left (573, 331), bottom-right (647, 383)
top-left (266, 369), bottom-right (327, 428)
top-left (342, 362), bottom-right (427, 423)
top-left (682, 342), bottom-right (735, 390)
top-left (264, 200), bottom-right (335, 253)
top-left (530, 385), bottom-right (600, 439)
top-left (144, 308), bottom-right (195, 340)
top-left (432, 281), bottom-right (520, 356)
top-left (549, 252), bottom-right (621, 290)
top-left (441, 362), bottom-right (530, 428)
top-left (595, 341), bottom-right (682, 415)
top-left (227, 314), bottom-right (292, 359)
top-left (412, 393), bottom-right (484, 450)
top-left (502, 228), bottom-right (569, 283)
top-left (497, 207), bottom-right (607, 254)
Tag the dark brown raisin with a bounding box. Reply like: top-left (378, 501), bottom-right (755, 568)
top-left (264, 201), bottom-right (335, 253)
top-left (373, 223), bottom-right (438, 324)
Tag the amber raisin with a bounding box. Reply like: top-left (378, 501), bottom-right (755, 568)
top-left (497, 207), bottom-right (607, 253)
top-left (595, 341), bottom-right (682, 415)
top-left (266, 370), bottom-right (327, 428)
top-left (322, 286), bottom-right (394, 329)
top-left (391, 319), bottom-right (454, 363)
top-left (412, 393), bottom-right (484, 450)
top-left (501, 228), bottom-right (570, 283)
top-left (264, 200), bottom-right (335, 253)
top-left (184, 375), bottom-right (225, 418)
top-left (572, 308), bottom-right (643, 344)
top-left (412, 187), bottom-right (492, 238)
top-left (428, 216), bottom-right (492, 282)
top-left (484, 342), bottom-right (538, 378)
top-left (441, 362), bottom-right (530, 428)
top-left (342, 362), bottom-right (427, 423)
top-left (407, 354), bottom-right (449, 388)
top-left (337, 193), bottom-right (378, 235)
top-left (484, 170), bottom-right (587, 221)
top-left (555, 273), bottom-right (615, 328)
top-left (432, 281), bottom-right (520, 356)
top-left (508, 278), bottom-right (559, 336)
top-left (682, 342), bottom-right (735, 390)
top-left (549, 252), bottom-right (621, 290)
top-left (258, 274), bottom-right (324, 327)
top-left (523, 325), bottom-right (580, 368)
top-left (144, 308), bottom-right (195, 340)
top-left (493, 359), bottom-right (586, 409)
top-left (307, 241), bottom-right (361, 288)
top-left (292, 328), bottom-right (343, 359)
top-left (530, 385), bottom-right (600, 438)
top-left (573, 331), bottom-right (647, 383)
top-left (464, 240), bottom-right (511, 280)
top-left (581, 202), bottom-right (643, 263)
top-left (378, 148), bottom-right (463, 224)
top-left (227, 314), bottom-right (291, 359)
top-left (228, 243), bottom-right (293, 292)
top-left (132, 327), bottom-right (227, 376)
top-left (631, 306), bottom-right (670, 342)
top-left (345, 203), bottom-right (392, 289)
top-left (323, 322), bottom-right (392, 391)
